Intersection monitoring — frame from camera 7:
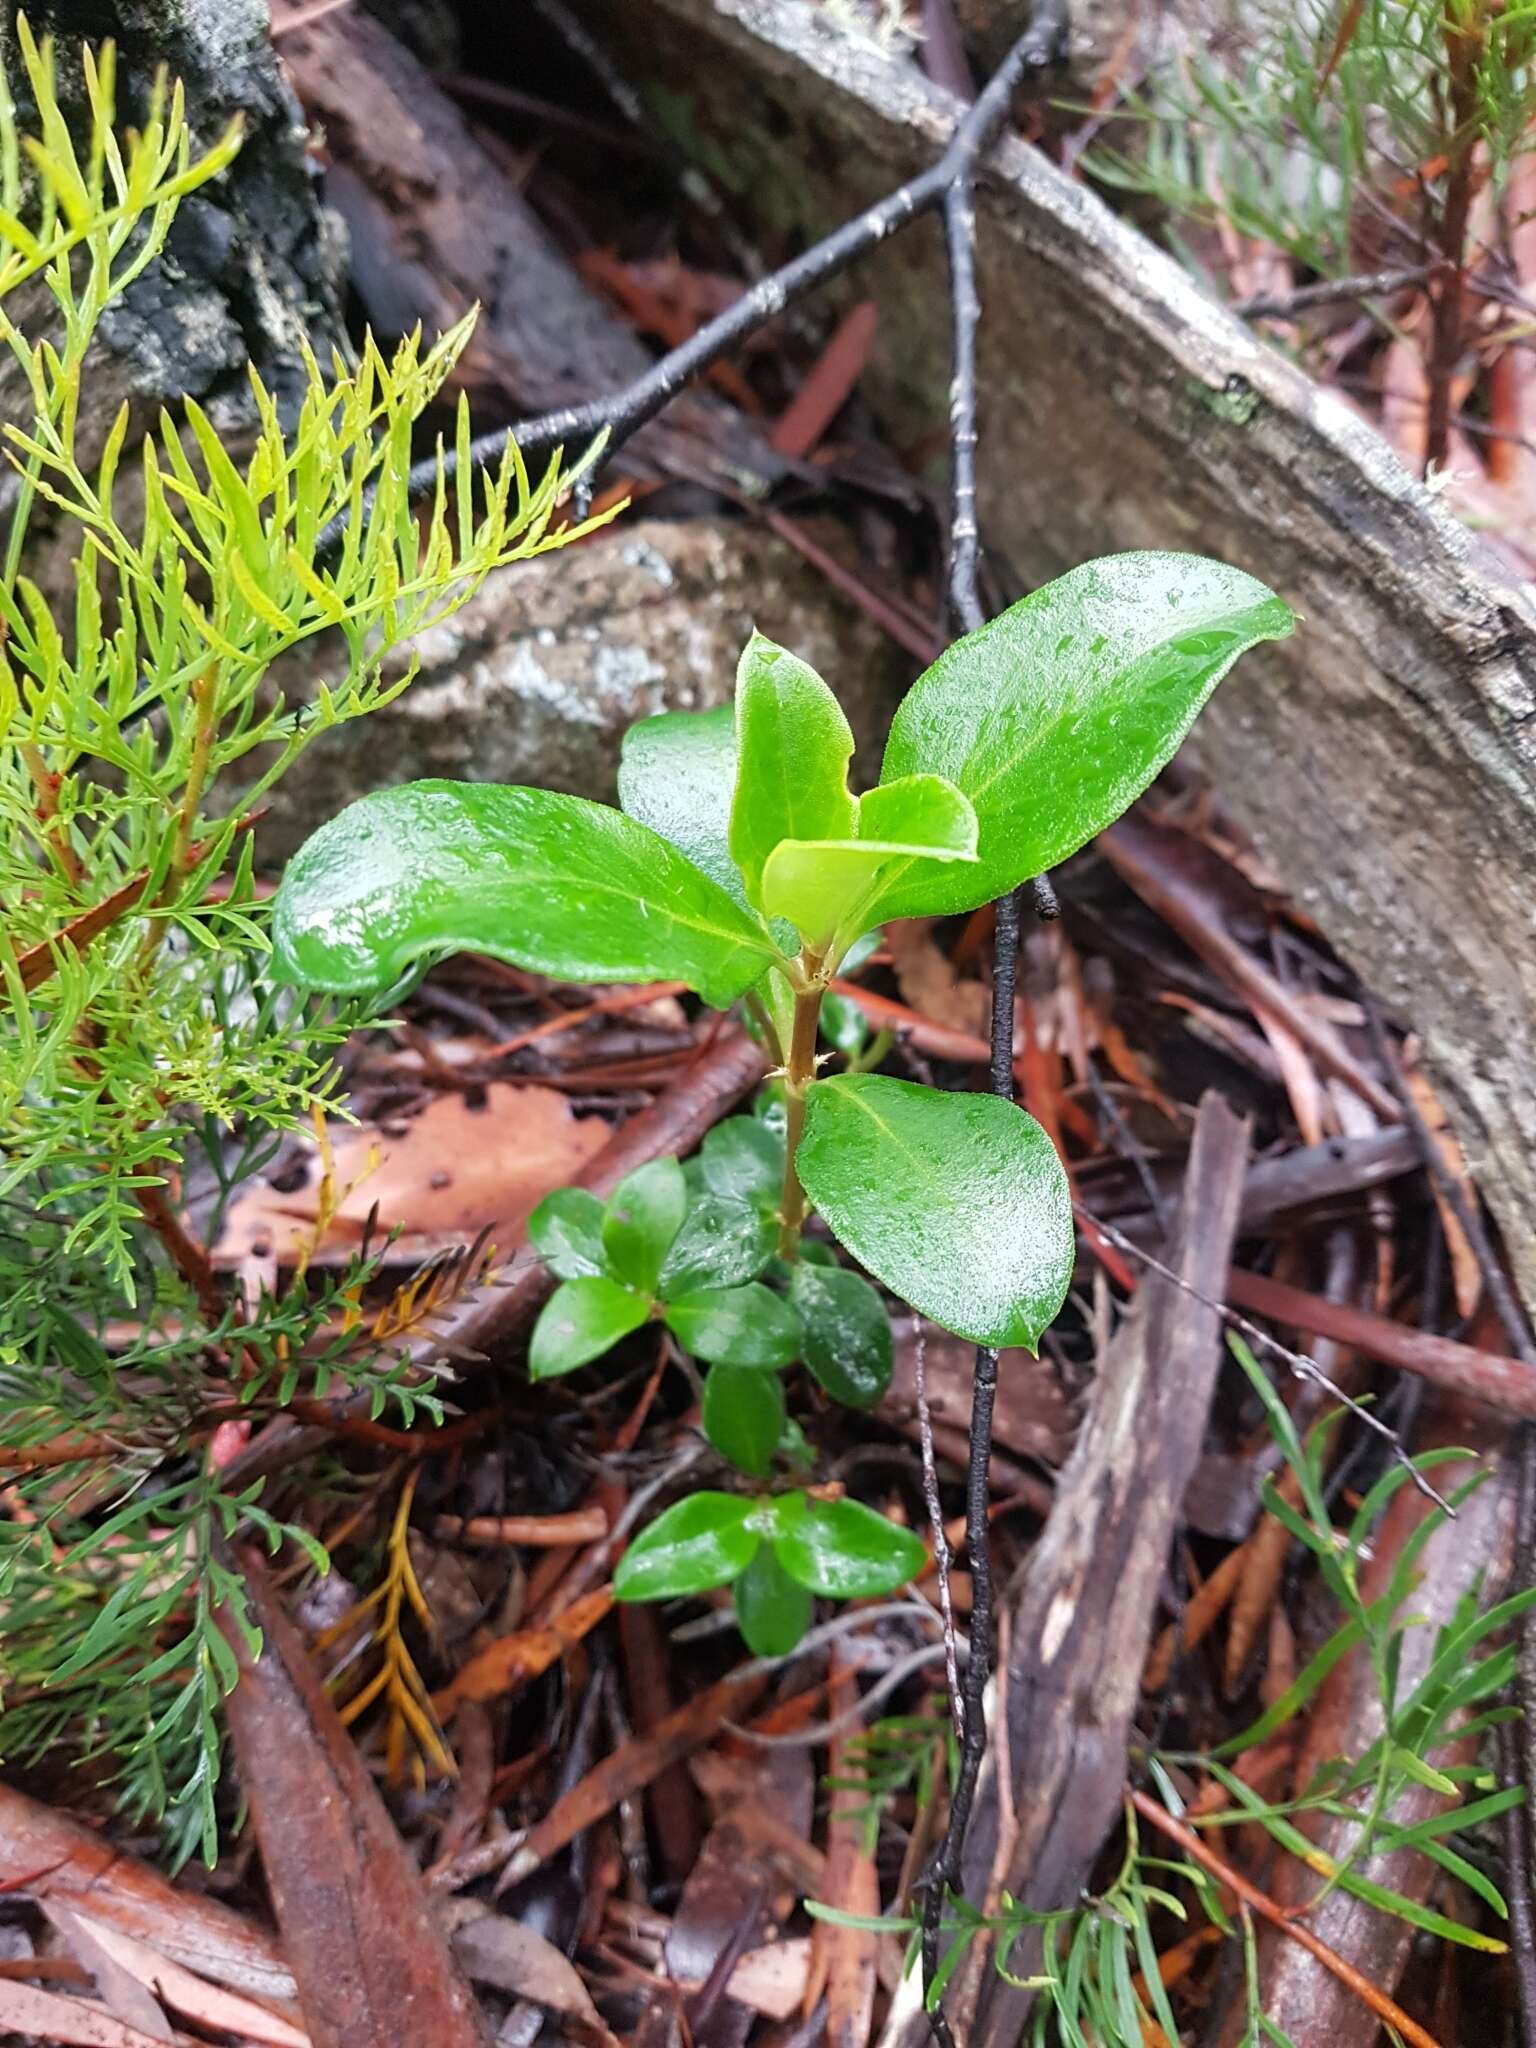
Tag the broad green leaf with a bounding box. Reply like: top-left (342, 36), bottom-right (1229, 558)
top-left (529, 1275), bottom-right (650, 1380)
top-left (665, 1283), bottom-right (801, 1369)
top-left (603, 1158), bottom-right (686, 1294)
top-left (729, 631), bottom-right (857, 907)
top-left (768, 1491), bottom-right (926, 1598)
top-left (618, 704), bottom-right (746, 906)
top-left (528, 1187), bottom-right (607, 1280)
top-left (613, 1491), bottom-right (760, 1600)
top-left (877, 553), bottom-right (1294, 917)
top-left (699, 1116), bottom-right (783, 1212)
top-left (790, 1262), bottom-right (893, 1409)
top-left (795, 1074), bottom-right (1072, 1349)
top-left (270, 780), bottom-right (783, 1007)
top-left (702, 1360), bottom-right (786, 1478)
top-left (734, 1543), bottom-right (813, 1656)
top-left (659, 1191), bottom-right (776, 1295)
top-left (759, 774), bottom-right (978, 947)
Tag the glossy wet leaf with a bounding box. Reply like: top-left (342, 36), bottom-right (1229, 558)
top-left (790, 1262), bottom-right (893, 1409)
top-left (769, 1491), bottom-right (926, 1598)
top-left (617, 704), bottom-right (746, 906)
top-left (699, 1116), bottom-right (783, 1212)
top-left (529, 1276), bottom-right (650, 1380)
top-left (759, 774), bottom-right (978, 947)
top-left (795, 1073), bottom-right (1073, 1349)
top-left (659, 1190), bottom-right (777, 1294)
top-left (734, 1543), bottom-right (813, 1657)
top-left (702, 1360), bottom-right (786, 1478)
top-left (270, 780), bottom-right (782, 1007)
top-left (527, 1187), bottom-right (607, 1280)
top-left (612, 1491), bottom-right (760, 1600)
top-left (665, 1282), bottom-right (801, 1369)
top-left (602, 1158), bottom-right (686, 1294)
top-left (729, 632), bottom-right (857, 908)
top-left (876, 553), bottom-right (1294, 918)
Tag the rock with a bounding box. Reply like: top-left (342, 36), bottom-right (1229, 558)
top-left (252, 517), bottom-right (911, 864)
top-left (562, 0), bottom-right (1536, 1304)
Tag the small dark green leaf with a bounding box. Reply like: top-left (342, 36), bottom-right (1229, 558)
top-left (702, 1361), bottom-right (786, 1478)
top-left (795, 1073), bottom-right (1072, 1349)
top-left (700, 1116), bottom-right (783, 1211)
top-left (734, 1543), bottom-right (813, 1656)
top-left (613, 1491), bottom-right (760, 1600)
top-left (665, 1283), bottom-right (801, 1369)
top-left (527, 1187), bottom-right (607, 1280)
top-left (270, 780), bottom-right (782, 1007)
top-left (603, 1158), bottom-right (686, 1294)
top-left (769, 1491), bottom-right (926, 1598)
top-left (729, 631), bottom-right (857, 907)
top-left (529, 1275), bottom-right (649, 1380)
top-left (617, 703), bottom-right (747, 906)
top-left (659, 1190), bottom-right (777, 1294)
top-left (877, 553), bottom-right (1294, 918)
top-left (790, 1262), bottom-right (893, 1408)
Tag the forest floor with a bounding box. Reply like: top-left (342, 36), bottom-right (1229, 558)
top-left (3, 5), bottom-right (1533, 2047)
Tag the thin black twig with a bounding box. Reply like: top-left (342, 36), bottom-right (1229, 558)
top-left (914, 12), bottom-right (1069, 2035)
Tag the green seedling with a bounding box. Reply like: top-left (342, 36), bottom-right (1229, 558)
top-left (274, 551), bottom-right (1293, 1645)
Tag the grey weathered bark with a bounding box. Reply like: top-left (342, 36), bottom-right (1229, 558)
top-left (562, 0), bottom-right (1536, 1304)
top-left (944, 1091), bottom-right (1247, 2045)
top-left (0, 0), bottom-right (344, 440)
top-left (253, 516), bottom-right (910, 860)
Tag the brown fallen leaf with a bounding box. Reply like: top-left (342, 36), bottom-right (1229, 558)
top-left (445, 1901), bottom-right (615, 2040)
top-left (882, 919), bottom-right (990, 1039)
top-left (0, 1784), bottom-right (301, 2022)
top-left (59, 1916), bottom-right (310, 2048)
top-left (40, 1906), bottom-right (173, 2044)
top-left (433, 1583), bottom-right (615, 1712)
top-left (215, 1082), bottom-right (609, 1266)
top-left (0, 1978), bottom-right (173, 2047)
top-left (219, 1546), bottom-right (490, 2048)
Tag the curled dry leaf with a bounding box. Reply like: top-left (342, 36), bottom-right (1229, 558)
top-left (445, 1902), bottom-right (613, 2039)
top-left (215, 1083), bottom-right (609, 1266)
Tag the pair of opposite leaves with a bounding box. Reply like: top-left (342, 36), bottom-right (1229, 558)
top-left (272, 551), bottom-right (1293, 1349)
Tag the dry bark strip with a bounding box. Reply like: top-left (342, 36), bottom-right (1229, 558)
top-left (219, 1548), bottom-right (490, 2048)
top-left (928, 1090), bottom-right (1251, 2046)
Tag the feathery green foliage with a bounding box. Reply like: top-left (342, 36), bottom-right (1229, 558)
top-left (1089, 0), bottom-right (1536, 286)
top-left (0, 18), bottom-right (590, 1862)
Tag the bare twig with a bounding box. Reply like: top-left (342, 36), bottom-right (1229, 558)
top-left (1082, 1206), bottom-right (1456, 1511)
top-left (1233, 263), bottom-right (1432, 319)
top-left (914, 1322), bottom-right (964, 1741)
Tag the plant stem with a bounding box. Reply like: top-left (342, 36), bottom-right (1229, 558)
top-left (777, 967), bottom-right (826, 1260)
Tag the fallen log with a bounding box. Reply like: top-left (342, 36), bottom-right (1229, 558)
top-left (563, 0), bottom-right (1536, 1304)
